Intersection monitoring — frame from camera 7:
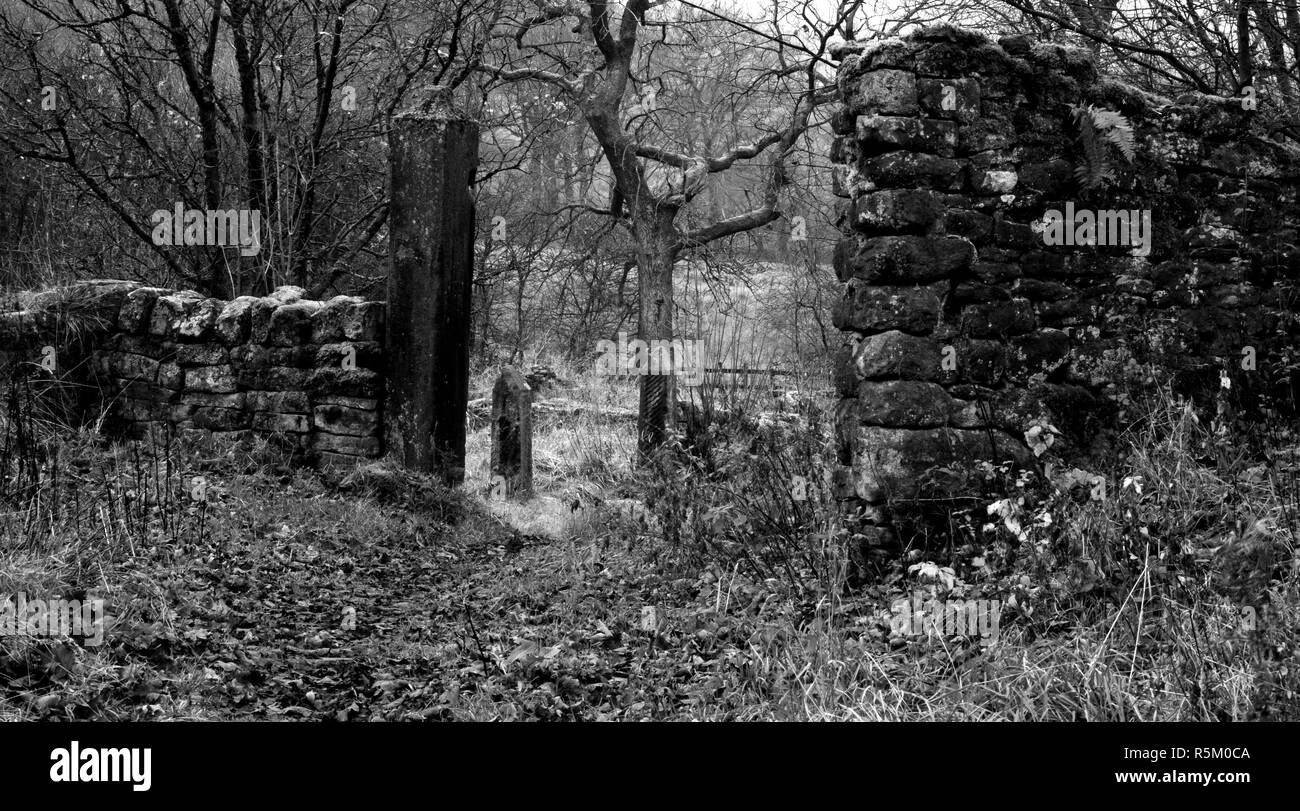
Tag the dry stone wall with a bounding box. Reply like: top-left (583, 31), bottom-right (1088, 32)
top-left (829, 26), bottom-right (1300, 549)
top-left (1, 280), bottom-right (384, 465)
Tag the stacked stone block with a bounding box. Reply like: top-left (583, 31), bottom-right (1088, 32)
top-left (830, 25), bottom-right (1300, 547)
top-left (1, 280), bottom-right (385, 466)
top-left (0, 280), bottom-right (139, 425)
top-left (95, 284), bottom-right (384, 464)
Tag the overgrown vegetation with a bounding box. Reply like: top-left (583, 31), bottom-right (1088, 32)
top-left (3, 0), bottom-right (1299, 724)
top-left (1, 354), bottom-right (1295, 720)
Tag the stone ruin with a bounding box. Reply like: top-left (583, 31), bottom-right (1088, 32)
top-left (0, 280), bottom-right (384, 466)
top-left (4, 26), bottom-right (1299, 529)
top-left (828, 26), bottom-right (1300, 553)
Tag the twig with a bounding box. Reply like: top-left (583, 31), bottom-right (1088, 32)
top-left (463, 602), bottom-right (493, 672)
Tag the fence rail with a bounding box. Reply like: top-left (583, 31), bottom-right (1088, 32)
top-left (697, 367), bottom-right (793, 389)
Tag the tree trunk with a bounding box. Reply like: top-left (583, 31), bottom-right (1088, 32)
top-left (634, 211), bottom-right (677, 458)
top-left (290, 5), bottom-right (346, 288)
top-left (230, 0), bottom-right (270, 295)
top-left (1238, 0), bottom-right (1254, 89)
top-left (160, 0), bottom-right (225, 298)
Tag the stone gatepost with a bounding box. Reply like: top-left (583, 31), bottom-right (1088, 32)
top-left (385, 86), bottom-right (479, 484)
top-left (490, 367), bottom-right (533, 499)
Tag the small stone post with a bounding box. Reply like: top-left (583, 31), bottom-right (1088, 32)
top-left (490, 367), bottom-right (533, 499)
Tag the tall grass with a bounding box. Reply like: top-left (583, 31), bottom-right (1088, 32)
top-left (661, 389), bottom-right (1300, 720)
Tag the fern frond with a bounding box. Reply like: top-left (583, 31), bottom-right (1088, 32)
top-left (1073, 106), bottom-right (1108, 189)
top-left (1088, 105), bottom-right (1135, 162)
top-left (1087, 107), bottom-right (1125, 130)
top-left (1071, 105), bottom-right (1135, 189)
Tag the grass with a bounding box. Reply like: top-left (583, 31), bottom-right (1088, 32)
top-left (0, 352), bottom-right (1297, 720)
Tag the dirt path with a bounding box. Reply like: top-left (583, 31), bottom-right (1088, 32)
top-left (112, 468), bottom-right (751, 721)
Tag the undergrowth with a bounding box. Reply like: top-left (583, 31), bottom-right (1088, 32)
top-left (0, 353), bottom-right (1296, 719)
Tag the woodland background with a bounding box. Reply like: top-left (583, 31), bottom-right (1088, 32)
top-left (1, 1), bottom-right (1298, 721)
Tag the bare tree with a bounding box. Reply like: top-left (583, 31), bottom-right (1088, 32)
top-left (0, 0), bottom-right (499, 297)
top-left (482, 0), bottom-right (861, 456)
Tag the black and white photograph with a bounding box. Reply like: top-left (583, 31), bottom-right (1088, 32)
top-left (0, 0), bottom-right (1296, 792)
